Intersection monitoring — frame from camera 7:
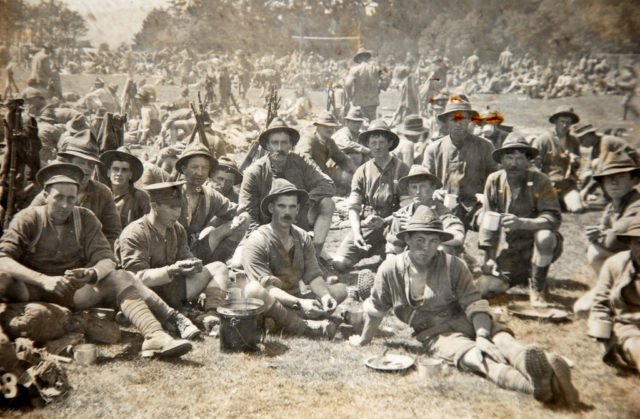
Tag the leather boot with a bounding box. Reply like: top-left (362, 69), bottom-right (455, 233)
top-left (168, 311), bottom-right (201, 340)
top-left (530, 265), bottom-right (549, 307)
top-left (118, 286), bottom-right (192, 358)
top-left (549, 354), bottom-right (580, 407)
top-left (265, 300), bottom-right (335, 340)
top-left (512, 346), bottom-right (553, 402)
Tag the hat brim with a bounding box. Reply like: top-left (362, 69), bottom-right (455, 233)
top-left (100, 150), bottom-right (144, 184)
top-left (36, 163), bottom-right (85, 187)
top-left (593, 167), bottom-right (640, 182)
top-left (397, 126), bottom-right (428, 136)
top-left (358, 129), bottom-right (400, 151)
top-left (259, 126), bottom-right (301, 149)
top-left (175, 151), bottom-right (218, 175)
top-left (314, 121), bottom-right (339, 127)
top-left (492, 145), bottom-right (539, 163)
top-left (398, 172), bottom-right (442, 191)
top-left (616, 228), bottom-right (640, 239)
top-left (573, 127), bottom-right (597, 138)
top-left (58, 150), bottom-right (103, 165)
top-left (260, 189), bottom-right (309, 218)
top-left (397, 228), bottom-right (453, 243)
top-left (549, 112), bottom-right (579, 125)
top-left (437, 109), bottom-right (479, 123)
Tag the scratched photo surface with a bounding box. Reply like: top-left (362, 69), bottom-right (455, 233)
top-left (1, 0), bottom-right (640, 417)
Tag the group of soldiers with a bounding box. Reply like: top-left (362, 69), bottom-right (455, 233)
top-left (2, 43), bottom-right (640, 409)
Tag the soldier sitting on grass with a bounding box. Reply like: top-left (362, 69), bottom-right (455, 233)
top-left (0, 163), bottom-right (192, 358)
top-left (350, 206), bottom-right (579, 407)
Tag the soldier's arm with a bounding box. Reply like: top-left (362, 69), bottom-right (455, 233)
top-left (327, 137), bottom-right (357, 173)
top-left (238, 166), bottom-right (262, 225)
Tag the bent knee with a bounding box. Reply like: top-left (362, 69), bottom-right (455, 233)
top-left (331, 257), bottom-right (353, 273)
top-left (0, 272), bottom-right (12, 297)
top-left (534, 230), bottom-right (557, 252)
top-left (318, 197), bottom-right (335, 214)
top-left (330, 283), bottom-right (348, 304)
top-left (243, 280), bottom-right (267, 300)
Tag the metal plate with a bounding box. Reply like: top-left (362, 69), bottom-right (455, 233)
top-left (506, 303), bottom-right (570, 322)
top-left (364, 353), bottom-right (415, 372)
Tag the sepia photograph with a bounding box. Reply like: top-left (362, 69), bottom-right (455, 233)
top-left (0, 0), bottom-right (639, 416)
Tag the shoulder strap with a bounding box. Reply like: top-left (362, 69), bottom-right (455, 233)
top-left (73, 207), bottom-right (83, 259)
top-left (28, 206), bottom-right (47, 253)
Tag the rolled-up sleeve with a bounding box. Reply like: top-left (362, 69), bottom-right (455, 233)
top-left (364, 258), bottom-right (394, 318)
top-left (347, 164), bottom-right (366, 213)
top-left (0, 209), bottom-right (35, 261)
top-left (242, 230), bottom-right (274, 282)
top-left (450, 258), bottom-right (490, 321)
top-left (588, 254), bottom-right (622, 327)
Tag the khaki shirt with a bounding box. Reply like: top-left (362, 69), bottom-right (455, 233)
top-left (0, 206), bottom-right (114, 276)
top-left (242, 224), bottom-right (323, 293)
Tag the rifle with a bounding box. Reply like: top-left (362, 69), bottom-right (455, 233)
top-left (1, 98), bottom-right (24, 228)
top-left (188, 92), bottom-right (211, 150)
top-left (240, 84), bottom-right (280, 171)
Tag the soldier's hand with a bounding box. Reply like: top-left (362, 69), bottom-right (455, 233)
top-left (500, 214), bottom-right (523, 231)
top-left (475, 336), bottom-right (507, 364)
top-left (299, 298), bottom-right (324, 319)
top-left (585, 226), bottom-right (602, 243)
top-left (169, 259), bottom-right (203, 276)
top-left (432, 189), bottom-right (447, 203)
top-left (41, 275), bottom-right (72, 298)
top-left (321, 294), bottom-right (337, 312)
top-left (481, 259), bottom-right (499, 276)
top-left (231, 212), bottom-right (250, 231)
top-left (64, 268), bottom-right (95, 284)
top-left (353, 233), bottom-right (371, 251)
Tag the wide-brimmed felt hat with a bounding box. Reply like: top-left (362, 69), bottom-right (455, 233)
top-left (397, 205), bottom-right (453, 242)
top-left (313, 111), bottom-right (339, 127)
top-left (429, 92), bottom-right (449, 104)
top-left (398, 165), bottom-right (442, 191)
top-left (548, 105), bottom-right (579, 124)
top-left (437, 100), bottom-right (479, 123)
top-left (353, 47), bottom-right (372, 63)
top-left (593, 150), bottom-right (640, 182)
top-left (344, 107), bottom-right (365, 122)
top-left (214, 155), bottom-right (243, 184)
top-left (57, 129), bottom-right (102, 164)
top-left (260, 178), bottom-right (309, 217)
top-left (571, 122), bottom-right (598, 138)
top-left (397, 114), bottom-right (427, 136)
top-left (358, 119), bottom-right (400, 151)
top-left (616, 215), bottom-right (640, 239)
top-left (258, 117), bottom-right (300, 149)
top-left (492, 133), bottom-right (539, 163)
top-left (100, 147), bottom-right (144, 184)
top-left (36, 162), bottom-right (84, 189)
top-left (175, 141), bottom-right (218, 175)
top-left (64, 114), bottom-right (89, 135)
top-left (144, 181), bottom-right (186, 205)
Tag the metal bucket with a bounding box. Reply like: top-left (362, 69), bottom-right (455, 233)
top-left (216, 298), bottom-right (264, 352)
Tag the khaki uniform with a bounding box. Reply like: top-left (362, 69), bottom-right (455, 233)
top-left (365, 251), bottom-right (508, 366)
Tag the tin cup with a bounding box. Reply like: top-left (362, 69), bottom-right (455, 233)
top-left (417, 357), bottom-right (443, 379)
top-left (588, 319), bottom-right (613, 339)
top-left (443, 193), bottom-right (458, 210)
top-left (482, 211), bottom-right (502, 232)
top-left (74, 343), bottom-right (98, 366)
top-left (226, 287), bottom-right (243, 301)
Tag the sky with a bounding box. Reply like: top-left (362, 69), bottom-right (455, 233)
top-left (51, 0), bottom-right (170, 47)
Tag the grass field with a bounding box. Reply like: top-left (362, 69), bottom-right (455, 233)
top-left (4, 72), bottom-right (640, 418)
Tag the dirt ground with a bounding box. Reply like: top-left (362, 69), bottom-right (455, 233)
top-left (4, 73), bottom-right (640, 418)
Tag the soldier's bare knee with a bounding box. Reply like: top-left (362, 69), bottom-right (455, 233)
top-left (244, 280), bottom-right (267, 300)
top-left (318, 197), bottom-right (335, 215)
top-left (329, 283), bottom-right (348, 304)
top-left (623, 337), bottom-right (640, 368)
top-left (534, 230), bottom-right (556, 252)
